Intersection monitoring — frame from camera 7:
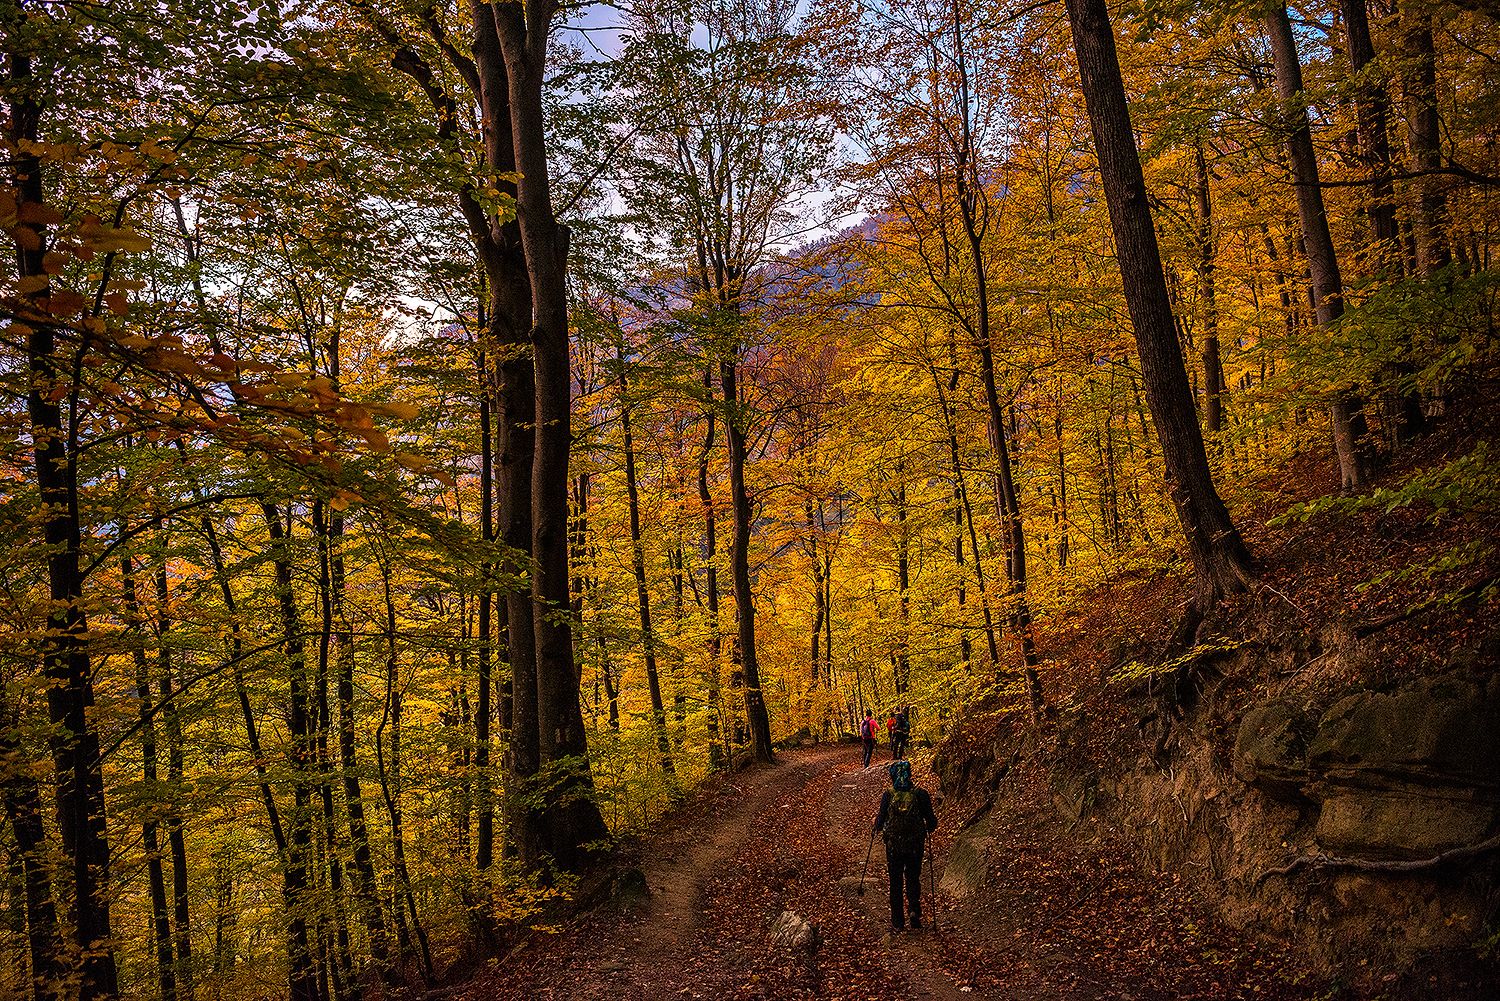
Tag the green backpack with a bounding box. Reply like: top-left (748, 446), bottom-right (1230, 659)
top-left (883, 789), bottom-right (924, 854)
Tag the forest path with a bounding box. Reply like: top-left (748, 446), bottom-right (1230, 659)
top-left (462, 743), bottom-right (990, 1001)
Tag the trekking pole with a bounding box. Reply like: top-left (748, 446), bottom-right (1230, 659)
top-left (857, 828), bottom-right (875, 896)
top-left (926, 844), bottom-right (937, 933)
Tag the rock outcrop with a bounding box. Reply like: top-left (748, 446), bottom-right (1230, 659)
top-left (1235, 674), bottom-right (1500, 858)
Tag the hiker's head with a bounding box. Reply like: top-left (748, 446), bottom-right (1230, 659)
top-left (889, 759), bottom-right (912, 791)
top-left (865, 710), bottom-right (872, 718)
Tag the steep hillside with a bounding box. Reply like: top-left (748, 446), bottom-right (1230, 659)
top-left (933, 405), bottom-right (1500, 999)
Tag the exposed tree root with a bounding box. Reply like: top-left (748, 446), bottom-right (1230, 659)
top-left (1256, 833), bottom-right (1500, 886)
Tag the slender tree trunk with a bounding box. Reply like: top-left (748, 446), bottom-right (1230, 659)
top-left (619, 357), bottom-right (675, 771)
top-left (475, 350), bottom-right (496, 870)
top-left (1056, 408), bottom-right (1068, 567)
top-left (1195, 141), bottom-right (1225, 439)
top-left (124, 554), bottom-right (176, 1001)
top-left (0, 697), bottom-right (59, 1001)
top-left (1341, 0), bottom-right (1399, 267)
top-left (375, 553), bottom-right (435, 984)
top-left (893, 484), bottom-right (911, 696)
top-left (808, 501), bottom-right (825, 684)
top-left (1403, 4), bottom-right (1449, 279)
top-left (950, 9), bottom-right (1043, 708)
top-left (154, 563), bottom-right (192, 1001)
top-left (932, 368), bottom-right (1002, 668)
top-left (12, 101), bottom-right (119, 997)
top-left (697, 367), bottom-right (725, 767)
top-left (721, 355), bottom-right (775, 762)
top-left (261, 506), bottom-right (320, 1001)
top-left (1064, 0), bottom-right (1257, 610)
top-left (311, 502), bottom-right (352, 1001)
top-left (1265, 1), bottom-right (1370, 491)
top-left (327, 514), bottom-right (393, 984)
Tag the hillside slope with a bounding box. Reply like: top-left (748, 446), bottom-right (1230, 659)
top-left (932, 408), bottom-right (1500, 999)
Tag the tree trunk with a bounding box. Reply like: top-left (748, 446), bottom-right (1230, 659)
top-left (808, 502), bottom-right (825, 684)
top-left (375, 553), bottom-right (435, 984)
top-left (721, 356), bottom-right (776, 762)
top-left (491, 0), bottom-right (610, 865)
top-left (1195, 141), bottom-right (1224, 439)
top-left (21, 196), bottom-right (119, 1001)
top-left (950, 9), bottom-right (1044, 709)
top-left (327, 513), bottom-right (393, 984)
top-left (1341, 0), bottom-right (1399, 267)
top-left (931, 368), bottom-right (1002, 669)
top-left (1265, 1), bottom-right (1370, 491)
top-left (0, 698), bottom-right (59, 1001)
top-left (155, 560), bottom-right (192, 1001)
top-left (697, 367), bottom-right (725, 766)
top-left (1403, 5), bottom-right (1449, 279)
top-left (124, 554), bottom-right (176, 1001)
top-left (309, 501), bottom-right (347, 1001)
top-left (476, 349), bottom-right (496, 871)
top-left (261, 506), bottom-right (319, 1001)
top-left (619, 356), bottom-right (675, 771)
top-left (893, 484), bottom-right (911, 696)
top-left (1063, 0), bottom-right (1256, 609)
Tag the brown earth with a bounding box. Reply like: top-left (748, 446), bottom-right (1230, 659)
top-left (450, 742), bottom-right (1351, 1001)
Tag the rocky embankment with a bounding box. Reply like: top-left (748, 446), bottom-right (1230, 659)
top-left (934, 616), bottom-right (1500, 998)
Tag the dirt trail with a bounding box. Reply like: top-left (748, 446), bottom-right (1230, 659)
top-left (462, 743), bottom-right (981, 1001)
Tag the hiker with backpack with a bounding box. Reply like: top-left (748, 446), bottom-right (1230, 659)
top-left (874, 759), bottom-right (938, 932)
top-left (860, 709), bottom-right (878, 766)
top-left (891, 705), bottom-right (911, 760)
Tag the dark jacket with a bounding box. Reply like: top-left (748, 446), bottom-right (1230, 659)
top-left (873, 787), bottom-right (938, 841)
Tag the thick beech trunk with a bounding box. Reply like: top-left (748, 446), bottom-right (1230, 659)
top-left (491, 0), bottom-right (610, 864)
top-left (1063, 0), bottom-right (1256, 608)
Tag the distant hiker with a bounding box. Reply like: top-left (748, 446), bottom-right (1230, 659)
top-left (892, 705), bottom-right (911, 760)
top-left (874, 759), bottom-right (938, 932)
top-left (861, 710), bottom-right (877, 766)
top-left (885, 710), bottom-right (897, 758)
